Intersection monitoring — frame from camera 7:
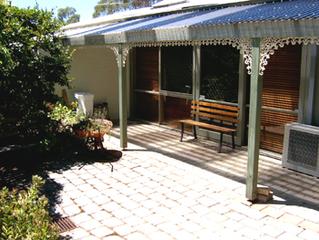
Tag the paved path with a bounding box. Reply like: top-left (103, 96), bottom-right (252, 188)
top-left (52, 124), bottom-right (319, 240)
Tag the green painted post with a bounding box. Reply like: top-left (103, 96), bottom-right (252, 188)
top-left (246, 38), bottom-right (263, 201)
top-left (118, 45), bottom-right (128, 149)
top-left (192, 45), bottom-right (201, 101)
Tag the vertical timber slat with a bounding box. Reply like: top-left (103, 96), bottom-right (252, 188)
top-left (118, 45), bottom-right (128, 149)
top-left (158, 47), bottom-right (164, 124)
top-left (193, 45), bottom-right (201, 123)
top-left (246, 38), bottom-right (263, 201)
top-left (238, 53), bottom-right (247, 146)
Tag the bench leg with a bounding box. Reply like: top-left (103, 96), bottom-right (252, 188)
top-left (193, 125), bottom-right (197, 139)
top-left (180, 123), bottom-right (184, 142)
top-left (232, 132), bottom-right (235, 149)
top-left (218, 133), bottom-right (223, 153)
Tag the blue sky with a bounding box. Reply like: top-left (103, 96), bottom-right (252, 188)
top-left (11, 0), bottom-right (99, 22)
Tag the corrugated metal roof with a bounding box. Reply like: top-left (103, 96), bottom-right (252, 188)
top-left (62, 0), bottom-right (249, 31)
top-left (64, 0), bottom-right (319, 45)
top-left (200, 0), bottom-right (319, 25)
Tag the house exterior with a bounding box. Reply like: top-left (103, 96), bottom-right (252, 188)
top-left (62, 0), bottom-right (319, 201)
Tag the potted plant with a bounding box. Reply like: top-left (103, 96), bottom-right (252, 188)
top-left (48, 102), bottom-right (113, 149)
top-left (75, 118), bottom-right (112, 138)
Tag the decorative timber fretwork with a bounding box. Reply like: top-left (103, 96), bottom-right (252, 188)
top-left (77, 37), bottom-right (319, 75)
top-left (109, 45), bottom-right (131, 67)
top-left (259, 37), bottom-right (319, 75)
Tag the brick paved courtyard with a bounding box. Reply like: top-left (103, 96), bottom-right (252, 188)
top-left (52, 123), bottom-right (319, 239)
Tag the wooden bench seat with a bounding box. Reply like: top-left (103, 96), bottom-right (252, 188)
top-left (178, 100), bottom-right (240, 153)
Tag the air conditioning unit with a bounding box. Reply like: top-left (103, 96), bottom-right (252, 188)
top-left (282, 123), bottom-right (319, 177)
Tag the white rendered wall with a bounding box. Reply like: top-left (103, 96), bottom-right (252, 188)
top-left (67, 46), bottom-right (119, 120)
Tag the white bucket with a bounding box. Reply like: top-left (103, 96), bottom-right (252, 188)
top-left (74, 92), bottom-right (94, 116)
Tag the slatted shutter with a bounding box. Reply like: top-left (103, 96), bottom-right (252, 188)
top-left (163, 97), bottom-right (191, 122)
top-left (261, 45), bottom-right (301, 153)
top-left (134, 47), bottom-right (159, 122)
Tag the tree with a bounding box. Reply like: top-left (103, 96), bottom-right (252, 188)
top-left (0, 5), bottom-right (72, 141)
top-left (93, 0), bottom-right (155, 18)
top-left (57, 6), bottom-right (80, 24)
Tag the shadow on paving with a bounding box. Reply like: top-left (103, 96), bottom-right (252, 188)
top-left (0, 143), bottom-right (122, 223)
top-left (113, 122), bottom-right (319, 212)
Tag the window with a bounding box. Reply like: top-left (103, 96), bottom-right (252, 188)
top-left (200, 45), bottom-right (239, 103)
top-left (161, 46), bottom-right (193, 93)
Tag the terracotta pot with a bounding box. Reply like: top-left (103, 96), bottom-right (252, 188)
top-left (75, 119), bottom-right (112, 139)
top-left (75, 129), bottom-right (109, 139)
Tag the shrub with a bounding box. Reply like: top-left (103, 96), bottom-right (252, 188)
top-left (0, 176), bottom-right (59, 240)
top-left (0, 5), bottom-right (72, 140)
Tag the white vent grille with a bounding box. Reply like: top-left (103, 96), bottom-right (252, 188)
top-left (282, 123), bottom-right (319, 177)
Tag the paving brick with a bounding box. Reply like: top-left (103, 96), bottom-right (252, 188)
top-left (102, 202), bottom-right (122, 212)
top-left (122, 215), bottom-right (144, 226)
top-left (298, 229), bottom-right (319, 239)
top-left (238, 226), bottom-right (264, 239)
top-left (60, 196), bottom-right (74, 207)
top-left (129, 193), bottom-right (148, 202)
top-left (148, 231), bottom-right (174, 240)
top-left (71, 213), bottom-right (93, 225)
top-left (278, 233), bottom-right (303, 240)
top-left (81, 203), bottom-right (101, 214)
top-left (74, 196), bottom-right (92, 206)
top-left (78, 183), bottom-right (93, 192)
top-left (135, 222), bottom-right (158, 236)
top-left (139, 199), bottom-right (158, 209)
top-left (272, 221), bottom-right (304, 236)
top-left (65, 189), bottom-right (83, 199)
top-left (224, 211), bottom-right (246, 222)
top-left (81, 235), bottom-right (100, 240)
top-left (174, 230), bottom-right (195, 240)
top-left (113, 224), bottom-right (134, 236)
top-left (63, 204), bottom-right (82, 216)
top-left (299, 220), bottom-right (319, 233)
top-left (102, 235), bottom-right (125, 240)
top-left (112, 208), bottom-right (132, 220)
top-left (126, 232), bottom-right (150, 240)
top-left (91, 210), bottom-right (113, 221)
top-left (91, 226), bottom-right (113, 238)
top-left (81, 219), bottom-right (103, 231)
top-left (62, 228), bottom-right (90, 240)
top-left (261, 223), bottom-right (285, 238)
top-left (145, 214), bottom-right (166, 225)
top-left (91, 195), bottom-right (111, 206)
top-left (101, 217), bottom-right (124, 228)
top-left (261, 206), bottom-right (285, 219)
top-left (279, 213), bottom-right (304, 225)
top-left (123, 201), bottom-right (140, 212)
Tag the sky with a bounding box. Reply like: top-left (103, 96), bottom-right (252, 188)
top-left (11, 0), bottom-right (99, 22)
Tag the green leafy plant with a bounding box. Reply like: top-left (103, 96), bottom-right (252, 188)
top-left (48, 102), bottom-right (112, 135)
top-left (0, 176), bottom-right (59, 240)
top-left (48, 102), bottom-right (86, 132)
top-left (40, 102), bottom-right (86, 155)
top-left (85, 118), bottom-right (113, 134)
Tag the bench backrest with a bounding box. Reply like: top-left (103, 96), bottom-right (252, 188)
top-left (191, 100), bottom-right (240, 126)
